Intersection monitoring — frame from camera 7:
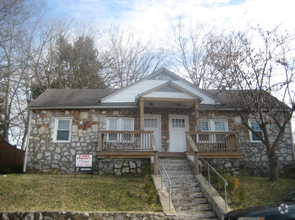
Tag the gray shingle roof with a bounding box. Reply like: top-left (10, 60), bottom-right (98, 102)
top-left (29, 89), bottom-right (117, 108)
top-left (29, 88), bottom-right (287, 110)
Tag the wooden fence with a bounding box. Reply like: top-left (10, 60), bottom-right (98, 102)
top-left (0, 137), bottom-right (24, 173)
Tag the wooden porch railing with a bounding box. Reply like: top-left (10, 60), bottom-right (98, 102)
top-left (98, 131), bottom-right (159, 174)
top-left (186, 131), bottom-right (239, 151)
top-left (99, 131), bottom-right (157, 151)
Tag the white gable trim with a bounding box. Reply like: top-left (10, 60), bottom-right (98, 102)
top-left (100, 68), bottom-right (224, 104)
top-left (134, 81), bottom-right (203, 105)
top-left (100, 68), bottom-right (178, 102)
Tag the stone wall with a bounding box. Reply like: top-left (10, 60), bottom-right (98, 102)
top-left (98, 159), bottom-right (150, 175)
top-left (199, 110), bottom-right (295, 177)
top-left (0, 211), bottom-right (176, 220)
top-left (26, 107), bottom-right (294, 176)
top-left (27, 109), bottom-right (103, 174)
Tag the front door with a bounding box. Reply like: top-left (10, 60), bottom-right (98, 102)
top-left (169, 115), bottom-right (189, 152)
top-left (144, 114), bottom-right (162, 151)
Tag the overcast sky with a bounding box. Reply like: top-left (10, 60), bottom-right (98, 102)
top-left (47, 0), bottom-right (295, 39)
top-left (46, 0), bottom-right (295, 130)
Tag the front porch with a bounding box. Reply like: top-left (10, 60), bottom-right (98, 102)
top-left (97, 131), bottom-right (242, 174)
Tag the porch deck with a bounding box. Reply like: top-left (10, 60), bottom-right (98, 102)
top-left (97, 131), bottom-right (242, 159)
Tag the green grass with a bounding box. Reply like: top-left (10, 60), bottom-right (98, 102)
top-left (0, 174), bottom-right (162, 212)
top-left (211, 175), bottom-right (295, 209)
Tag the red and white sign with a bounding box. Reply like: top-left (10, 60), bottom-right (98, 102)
top-left (75, 154), bottom-right (92, 167)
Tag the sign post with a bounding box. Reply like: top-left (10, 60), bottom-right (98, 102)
top-left (75, 154), bottom-right (93, 178)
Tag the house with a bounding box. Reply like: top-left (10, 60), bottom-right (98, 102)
top-left (24, 68), bottom-right (295, 176)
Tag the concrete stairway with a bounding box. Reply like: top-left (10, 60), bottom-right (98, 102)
top-left (160, 157), bottom-right (219, 220)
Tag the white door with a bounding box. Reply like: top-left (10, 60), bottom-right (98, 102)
top-left (144, 114), bottom-right (162, 151)
top-left (169, 115), bottom-right (189, 152)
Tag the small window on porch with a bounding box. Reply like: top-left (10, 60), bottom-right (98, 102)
top-left (144, 119), bottom-right (157, 128)
top-left (106, 118), bottom-right (134, 142)
top-left (122, 119), bottom-right (133, 141)
top-left (172, 119), bottom-right (185, 128)
top-left (199, 121), bottom-right (209, 141)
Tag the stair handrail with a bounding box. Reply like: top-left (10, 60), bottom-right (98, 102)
top-left (197, 154), bottom-right (228, 210)
top-left (155, 152), bottom-right (171, 211)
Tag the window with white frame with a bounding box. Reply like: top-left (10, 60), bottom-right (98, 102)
top-left (54, 118), bottom-right (72, 142)
top-left (106, 118), bottom-right (134, 142)
top-left (249, 120), bottom-right (263, 142)
top-left (199, 119), bottom-right (228, 131)
top-left (199, 119), bottom-right (228, 141)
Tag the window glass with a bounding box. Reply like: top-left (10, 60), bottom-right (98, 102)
top-left (144, 119), bottom-right (157, 128)
top-left (214, 122), bottom-right (225, 131)
top-left (107, 118), bottom-right (134, 142)
top-left (109, 120), bottom-right (118, 130)
top-left (200, 121), bottom-right (209, 131)
top-left (56, 119), bottom-right (71, 141)
top-left (250, 121), bottom-right (263, 141)
top-left (123, 120), bottom-right (132, 130)
top-left (58, 120), bottom-right (70, 130)
top-left (172, 118), bottom-right (185, 128)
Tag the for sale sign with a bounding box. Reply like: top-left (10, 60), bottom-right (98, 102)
top-left (75, 154), bottom-right (92, 167)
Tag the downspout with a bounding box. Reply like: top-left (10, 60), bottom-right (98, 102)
top-left (23, 109), bottom-right (32, 173)
top-left (291, 122), bottom-right (295, 162)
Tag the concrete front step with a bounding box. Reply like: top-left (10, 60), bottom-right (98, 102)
top-left (159, 157), bottom-right (218, 219)
top-left (171, 191), bottom-right (204, 198)
top-left (163, 166), bottom-right (191, 171)
top-left (162, 170), bottom-right (192, 175)
top-left (177, 211), bottom-right (218, 220)
top-left (165, 182), bottom-right (198, 188)
top-left (172, 197), bottom-right (208, 205)
top-left (171, 186), bottom-right (201, 194)
top-left (174, 203), bottom-right (211, 212)
top-left (163, 174), bottom-right (197, 184)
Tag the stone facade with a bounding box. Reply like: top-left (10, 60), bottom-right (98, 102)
top-left (27, 109), bottom-right (103, 174)
top-left (26, 108), bottom-right (196, 174)
top-left (98, 159), bottom-right (150, 175)
top-left (26, 107), bottom-right (294, 176)
top-left (199, 110), bottom-right (294, 177)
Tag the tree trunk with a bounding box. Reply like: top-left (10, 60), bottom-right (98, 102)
top-left (269, 148), bottom-right (278, 181)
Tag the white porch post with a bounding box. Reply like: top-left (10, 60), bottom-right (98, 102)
top-left (195, 101), bottom-right (200, 131)
top-left (140, 99), bottom-right (144, 130)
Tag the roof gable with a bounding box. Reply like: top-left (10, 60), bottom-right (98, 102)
top-left (147, 71), bottom-right (180, 81)
top-left (101, 68), bottom-right (222, 105)
top-left (136, 81), bottom-right (203, 102)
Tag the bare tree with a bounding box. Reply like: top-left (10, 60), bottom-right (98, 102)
top-left (169, 18), bottom-right (225, 89)
top-left (100, 26), bottom-right (169, 88)
top-left (0, 0), bottom-right (45, 146)
top-left (210, 26), bottom-right (295, 181)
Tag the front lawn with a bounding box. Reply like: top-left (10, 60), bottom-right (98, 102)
top-left (0, 174), bottom-right (162, 212)
top-left (212, 175), bottom-right (295, 209)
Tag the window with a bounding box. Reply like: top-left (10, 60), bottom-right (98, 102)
top-left (249, 120), bottom-right (263, 142)
top-left (199, 121), bottom-right (209, 141)
top-left (54, 118), bottom-right (72, 142)
top-left (199, 119), bottom-right (228, 141)
top-left (172, 118), bottom-right (185, 128)
top-left (199, 119), bottom-right (228, 132)
top-left (106, 118), bottom-right (134, 142)
top-left (144, 118), bottom-right (157, 128)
